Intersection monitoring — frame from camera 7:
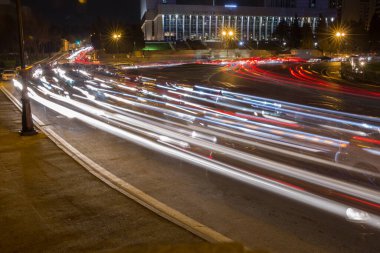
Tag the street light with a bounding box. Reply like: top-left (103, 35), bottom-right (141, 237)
top-left (334, 30), bottom-right (346, 55)
top-left (222, 29), bottom-right (234, 58)
top-left (112, 33), bottom-right (121, 40)
top-left (112, 33), bottom-right (122, 55)
top-left (16, 0), bottom-right (37, 136)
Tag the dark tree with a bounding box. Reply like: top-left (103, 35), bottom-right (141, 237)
top-left (347, 20), bottom-right (369, 53)
top-left (129, 25), bottom-right (145, 51)
top-left (90, 17), bottom-right (106, 50)
top-left (0, 12), bottom-right (17, 53)
top-left (368, 14), bottom-right (380, 50)
top-left (300, 22), bottom-right (313, 49)
top-left (274, 19), bottom-right (290, 43)
top-left (290, 15), bottom-right (301, 48)
top-left (0, 5), bottom-right (61, 67)
top-left (315, 14), bottom-right (330, 54)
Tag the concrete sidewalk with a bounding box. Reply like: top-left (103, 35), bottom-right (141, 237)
top-left (0, 88), bottom-right (203, 252)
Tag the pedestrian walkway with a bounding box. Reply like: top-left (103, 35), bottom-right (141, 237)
top-left (0, 88), bottom-right (204, 252)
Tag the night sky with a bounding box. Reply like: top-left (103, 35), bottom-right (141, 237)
top-left (177, 0), bottom-right (264, 5)
top-left (21, 0), bottom-right (270, 26)
top-left (21, 0), bottom-right (265, 26)
top-left (22, 0), bottom-right (141, 25)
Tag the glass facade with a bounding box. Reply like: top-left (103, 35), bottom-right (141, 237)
top-left (161, 14), bottom-right (321, 41)
top-left (141, 1), bottom-right (335, 41)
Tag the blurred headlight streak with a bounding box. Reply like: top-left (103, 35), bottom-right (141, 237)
top-left (32, 68), bottom-right (43, 78)
top-left (29, 92), bottom-right (75, 118)
top-left (13, 79), bottom-right (23, 90)
top-left (363, 148), bottom-right (380, 156)
top-left (203, 115), bottom-right (347, 148)
top-left (85, 80), bottom-right (98, 85)
top-left (30, 89), bottom-right (380, 205)
top-left (195, 86), bottom-right (380, 131)
top-left (67, 47), bottom-right (93, 61)
top-left (99, 83), bottom-right (111, 89)
top-left (117, 84), bottom-right (137, 92)
top-left (78, 70), bottom-right (91, 77)
top-left (158, 135), bottom-right (190, 148)
top-left (191, 131), bottom-right (217, 143)
top-left (73, 87), bottom-right (95, 100)
top-left (346, 208), bottom-right (370, 222)
top-left (320, 125), bottom-right (367, 136)
top-left (51, 84), bottom-right (64, 91)
top-left (17, 61), bottom-right (380, 232)
top-left (25, 89), bottom-right (380, 230)
top-left (23, 69), bottom-right (380, 187)
top-left (94, 77), bottom-right (105, 82)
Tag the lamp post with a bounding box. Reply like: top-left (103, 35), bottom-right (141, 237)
top-left (112, 33), bottom-right (121, 56)
top-left (335, 31), bottom-right (346, 55)
top-left (222, 30), bottom-right (234, 58)
top-left (16, 0), bottom-right (37, 136)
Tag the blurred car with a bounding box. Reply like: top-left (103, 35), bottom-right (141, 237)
top-left (336, 132), bottom-right (380, 185)
top-left (1, 70), bottom-right (17, 81)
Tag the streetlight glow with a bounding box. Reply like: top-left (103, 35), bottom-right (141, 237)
top-left (221, 29), bottom-right (235, 58)
top-left (335, 31), bottom-right (346, 38)
top-left (112, 33), bottom-right (121, 40)
top-left (333, 29), bottom-right (347, 55)
top-left (111, 32), bottom-right (122, 55)
top-left (222, 30), bottom-right (234, 38)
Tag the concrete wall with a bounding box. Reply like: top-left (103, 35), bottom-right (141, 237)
top-left (290, 49), bottom-right (323, 58)
top-left (99, 49), bottom-right (273, 64)
top-left (141, 49), bottom-right (273, 61)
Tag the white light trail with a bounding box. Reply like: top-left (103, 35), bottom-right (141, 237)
top-left (17, 61), bottom-right (380, 233)
top-left (26, 89), bottom-right (380, 230)
top-left (33, 89), bottom-right (380, 205)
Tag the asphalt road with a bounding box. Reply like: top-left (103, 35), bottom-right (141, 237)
top-left (3, 58), bottom-right (380, 252)
top-left (134, 62), bottom-right (380, 117)
top-left (4, 80), bottom-right (380, 253)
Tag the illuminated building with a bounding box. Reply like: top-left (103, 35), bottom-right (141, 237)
top-left (141, 0), bottom-right (336, 41)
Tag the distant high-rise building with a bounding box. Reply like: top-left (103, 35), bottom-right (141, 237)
top-left (141, 0), bottom-right (336, 41)
top-left (341, 0), bottom-right (377, 29)
top-left (329, 0), bottom-right (342, 21)
top-left (329, 0), bottom-right (341, 8)
top-left (375, 0), bottom-right (380, 15)
top-left (359, 0), bottom-right (371, 27)
top-left (265, 0), bottom-right (296, 7)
